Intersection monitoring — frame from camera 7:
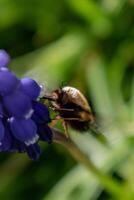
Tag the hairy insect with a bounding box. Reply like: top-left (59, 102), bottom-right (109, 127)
top-left (42, 86), bottom-right (109, 146)
top-left (43, 86), bottom-right (97, 135)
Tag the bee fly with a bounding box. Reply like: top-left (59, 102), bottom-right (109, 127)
top-left (42, 86), bottom-right (107, 144)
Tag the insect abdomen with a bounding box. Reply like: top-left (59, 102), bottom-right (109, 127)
top-left (68, 120), bottom-right (90, 132)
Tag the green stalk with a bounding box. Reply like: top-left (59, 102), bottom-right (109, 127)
top-left (52, 128), bottom-right (133, 199)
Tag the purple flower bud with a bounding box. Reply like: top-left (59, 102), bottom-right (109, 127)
top-left (38, 123), bottom-right (53, 144)
top-left (0, 120), bottom-right (5, 142)
top-left (0, 69), bottom-right (19, 95)
top-left (26, 143), bottom-right (41, 160)
top-left (32, 101), bottom-right (51, 123)
top-left (3, 91), bottom-right (33, 118)
top-left (0, 102), bottom-right (3, 118)
top-left (9, 117), bottom-right (39, 145)
top-left (20, 78), bottom-right (41, 100)
top-left (0, 49), bottom-right (10, 68)
top-left (0, 50), bottom-right (53, 160)
top-left (0, 126), bottom-right (12, 151)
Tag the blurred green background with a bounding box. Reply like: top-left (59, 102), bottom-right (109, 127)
top-left (0, 0), bottom-right (134, 199)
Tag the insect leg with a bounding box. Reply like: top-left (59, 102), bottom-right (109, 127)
top-left (61, 117), bottom-right (84, 121)
top-left (55, 115), bottom-right (69, 137)
top-left (51, 102), bottom-right (74, 112)
top-left (62, 120), bottom-right (69, 138)
top-left (50, 115), bottom-right (69, 138)
top-left (49, 118), bottom-right (59, 127)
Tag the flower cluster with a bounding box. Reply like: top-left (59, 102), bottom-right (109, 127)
top-left (0, 49), bottom-right (53, 160)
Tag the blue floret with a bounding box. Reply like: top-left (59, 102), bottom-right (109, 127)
top-left (0, 49), bottom-right (53, 160)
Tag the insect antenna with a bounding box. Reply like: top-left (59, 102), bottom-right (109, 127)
top-left (41, 95), bottom-right (57, 101)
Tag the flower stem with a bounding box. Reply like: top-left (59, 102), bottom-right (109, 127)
top-left (52, 128), bottom-right (132, 199)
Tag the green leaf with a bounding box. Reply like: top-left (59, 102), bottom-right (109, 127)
top-left (11, 32), bottom-right (88, 88)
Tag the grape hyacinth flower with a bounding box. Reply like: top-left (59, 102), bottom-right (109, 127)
top-left (0, 49), bottom-right (53, 160)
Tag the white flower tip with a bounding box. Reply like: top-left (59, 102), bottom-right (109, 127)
top-left (25, 134), bottom-right (39, 146)
top-left (25, 109), bottom-right (34, 119)
top-left (0, 67), bottom-right (8, 71)
top-left (38, 85), bottom-right (45, 98)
